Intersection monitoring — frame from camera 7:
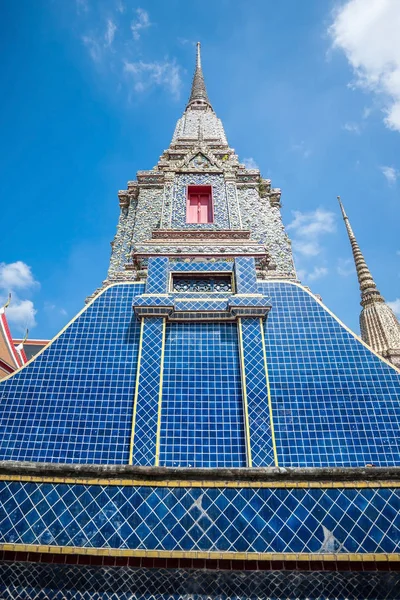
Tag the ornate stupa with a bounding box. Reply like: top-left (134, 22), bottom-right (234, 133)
top-left (0, 44), bottom-right (399, 600)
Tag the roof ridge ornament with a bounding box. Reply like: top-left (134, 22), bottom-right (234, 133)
top-left (2, 293), bottom-right (11, 311)
top-left (186, 42), bottom-right (212, 110)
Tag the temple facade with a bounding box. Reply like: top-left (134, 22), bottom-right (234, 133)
top-left (0, 44), bottom-right (400, 599)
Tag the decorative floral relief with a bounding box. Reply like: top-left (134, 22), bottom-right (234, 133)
top-left (189, 153), bottom-right (211, 169)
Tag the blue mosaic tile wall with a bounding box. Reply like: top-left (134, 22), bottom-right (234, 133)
top-left (239, 318), bottom-right (274, 466)
top-left (0, 481), bottom-right (399, 554)
top-left (0, 279), bottom-right (399, 468)
top-left (159, 322), bottom-right (246, 467)
top-left (1, 563), bottom-right (399, 600)
top-left (259, 282), bottom-right (400, 468)
top-left (0, 285), bottom-right (144, 464)
top-left (145, 257), bottom-right (169, 294)
top-left (235, 257), bottom-right (258, 294)
top-left (131, 318), bottom-right (164, 466)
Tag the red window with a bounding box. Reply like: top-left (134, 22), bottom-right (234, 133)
top-left (186, 186), bottom-right (213, 224)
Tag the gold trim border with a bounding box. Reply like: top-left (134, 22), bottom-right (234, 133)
top-left (1, 474), bottom-right (400, 488)
top-left (155, 319), bottom-right (166, 466)
top-left (129, 318), bottom-right (144, 465)
top-left (237, 318), bottom-right (252, 467)
top-left (0, 543), bottom-right (399, 562)
top-left (259, 318), bottom-right (278, 467)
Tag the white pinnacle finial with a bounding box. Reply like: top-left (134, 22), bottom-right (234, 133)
top-left (196, 42), bottom-right (201, 69)
top-left (338, 195), bottom-right (354, 237)
top-left (337, 196), bottom-right (346, 218)
top-left (186, 41), bottom-right (211, 109)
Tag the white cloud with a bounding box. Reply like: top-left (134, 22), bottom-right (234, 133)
top-left (343, 122), bottom-right (361, 134)
top-left (337, 257), bottom-right (355, 277)
top-left (329, 0), bottom-right (400, 132)
top-left (124, 60), bottom-right (182, 99)
top-left (0, 261), bottom-right (38, 333)
top-left (362, 106), bottom-right (372, 119)
top-left (78, 8), bottom-right (182, 103)
top-left (178, 38), bottom-right (196, 47)
top-left (288, 209), bottom-right (336, 283)
top-left (242, 157), bottom-right (259, 170)
top-left (291, 141), bottom-right (311, 159)
top-left (297, 266), bottom-right (328, 282)
top-left (131, 8), bottom-right (151, 41)
top-left (308, 266), bottom-right (329, 281)
top-left (76, 0), bottom-right (89, 14)
top-left (6, 300), bottom-right (37, 332)
top-left (105, 19), bottom-right (117, 48)
top-left (388, 298), bottom-right (400, 318)
top-left (44, 302), bottom-right (67, 317)
top-left (292, 240), bottom-right (320, 257)
top-left (82, 19), bottom-right (117, 62)
top-left (288, 209), bottom-right (336, 238)
top-left (380, 165), bottom-right (399, 185)
top-left (82, 35), bottom-right (102, 62)
top-left (0, 261), bottom-right (37, 290)
top-left (297, 268), bottom-right (306, 281)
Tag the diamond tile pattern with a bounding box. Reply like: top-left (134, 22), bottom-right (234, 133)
top-left (259, 282), bottom-right (400, 467)
top-left (132, 318), bottom-right (164, 466)
top-left (172, 261), bottom-right (233, 272)
top-left (234, 257), bottom-right (258, 294)
top-left (240, 318), bottom-right (274, 466)
top-left (229, 296), bottom-right (270, 307)
top-left (145, 257), bottom-right (169, 294)
top-left (0, 284), bottom-right (144, 464)
top-left (174, 299), bottom-right (229, 311)
top-left (133, 296), bottom-right (174, 307)
top-left (159, 322), bottom-right (246, 467)
top-left (0, 563), bottom-right (399, 600)
top-left (0, 482), bottom-right (399, 553)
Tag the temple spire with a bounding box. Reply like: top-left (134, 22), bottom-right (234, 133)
top-left (186, 42), bottom-right (212, 110)
top-left (337, 196), bottom-right (383, 306)
top-left (338, 196), bottom-right (400, 368)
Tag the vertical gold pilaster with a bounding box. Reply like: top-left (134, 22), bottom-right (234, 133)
top-left (154, 319), bottom-right (166, 466)
top-left (259, 318), bottom-right (278, 467)
top-left (237, 318), bottom-right (253, 467)
top-left (129, 318), bottom-right (144, 465)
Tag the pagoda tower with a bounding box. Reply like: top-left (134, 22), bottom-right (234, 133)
top-left (0, 44), bottom-right (400, 599)
top-left (102, 42), bottom-right (295, 291)
top-left (338, 196), bottom-right (400, 368)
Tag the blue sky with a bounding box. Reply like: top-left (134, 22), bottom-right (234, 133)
top-left (0, 0), bottom-right (399, 339)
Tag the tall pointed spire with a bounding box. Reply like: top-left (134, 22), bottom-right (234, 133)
top-left (186, 42), bottom-right (212, 110)
top-left (338, 196), bottom-right (400, 368)
top-left (337, 196), bottom-right (384, 306)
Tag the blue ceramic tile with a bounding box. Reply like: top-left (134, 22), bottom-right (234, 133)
top-left (0, 285), bottom-right (144, 464)
top-left (258, 282), bottom-right (400, 467)
top-left (159, 322), bottom-right (246, 467)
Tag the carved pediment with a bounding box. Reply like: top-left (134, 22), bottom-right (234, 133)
top-left (189, 153), bottom-right (211, 170)
top-left (174, 145), bottom-right (226, 172)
